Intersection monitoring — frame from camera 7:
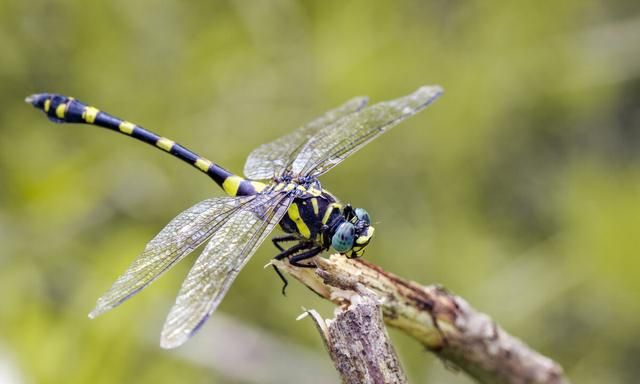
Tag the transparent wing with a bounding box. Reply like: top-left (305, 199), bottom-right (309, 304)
top-left (292, 86), bottom-right (443, 177)
top-left (160, 191), bottom-right (294, 348)
top-left (89, 195), bottom-right (256, 318)
top-left (243, 96), bottom-right (368, 180)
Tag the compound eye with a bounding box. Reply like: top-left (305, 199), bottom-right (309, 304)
top-left (355, 208), bottom-right (371, 224)
top-left (331, 222), bottom-right (355, 253)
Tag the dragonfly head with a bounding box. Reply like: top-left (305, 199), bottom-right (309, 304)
top-left (330, 207), bottom-right (375, 258)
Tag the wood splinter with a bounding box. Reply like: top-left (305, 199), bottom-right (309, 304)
top-left (298, 275), bottom-right (407, 384)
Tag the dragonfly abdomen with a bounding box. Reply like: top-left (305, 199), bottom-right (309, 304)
top-left (26, 93), bottom-right (265, 197)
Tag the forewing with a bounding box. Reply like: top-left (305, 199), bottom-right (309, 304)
top-left (89, 196), bottom-right (255, 318)
top-left (292, 86), bottom-right (443, 177)
top-left (160, 191), bottom-right (293, 348)
top-left (243, 96), bottom-right (368, 180)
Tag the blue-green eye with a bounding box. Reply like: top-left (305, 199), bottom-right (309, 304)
top-left (355, 208), bottom-right (370, 224)
top-left (331, 222), bottom-right (355, 253)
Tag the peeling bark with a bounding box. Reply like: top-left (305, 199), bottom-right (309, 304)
top-left (273, 255), bottom-right (569, 384)
top-left (302, 286), bottom-right (407, 384)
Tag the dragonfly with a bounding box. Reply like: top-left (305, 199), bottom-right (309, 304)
top-left (26, 85), bottom-right (443, 348)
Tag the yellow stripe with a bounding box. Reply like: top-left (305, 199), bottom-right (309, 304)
top-left (308, 187), bottom-right (322, 197)
top-left (119, 121), bottom-right (135, 134)
top-left (195, 158), bottom-right (212, 172)
top-left (44, 99), bottom-right (51, 112)
top-left (322, 203), bottom-right (342, 225)
top-left (355, 226), bottom-right (375, 244)
top-left (251, 181), bottom-right (267, 193)
top-left (274, 183), bottom-right (285, 192)
top-left (82, 106), bottom-right (100, 123)
top-left (222, 175), bottom-right (245, 196)
top-left (288, 203), bottom-right (311, 238)
top-left (156, 137), bottom-right (175, 152)
top-left (55, 103), bottom-right (66, 119)
top-left (311, 198), bottom-right (319, 215)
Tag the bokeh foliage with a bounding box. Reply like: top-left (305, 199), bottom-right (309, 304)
top-left (1, 0), bottom-right (638, 383)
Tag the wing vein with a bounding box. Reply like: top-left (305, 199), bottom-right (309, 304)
top-left (160, 191), bottom-right (294, 348)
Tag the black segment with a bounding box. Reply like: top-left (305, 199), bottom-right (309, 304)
top-left (27, 93), bottom-right (237, 191)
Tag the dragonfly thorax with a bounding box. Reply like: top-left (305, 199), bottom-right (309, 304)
top-left (278, 185), bottom-right (375, 258)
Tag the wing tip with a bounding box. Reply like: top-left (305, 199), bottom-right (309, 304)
top-left (160, 329), bottom-right (190, 349)
top-left (88, 295), bottom-right (122, 319)
top-left (160, 337), bottom-right (183, 349)
top-left (88, 309), bottom-right (101, 319)
top-left (88, 303), bottom-right (110, 319)
top-left (417, 85), bottom-right (444, 99)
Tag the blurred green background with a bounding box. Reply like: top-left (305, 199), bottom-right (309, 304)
top-left (1, 0), bottom-right (639, 383)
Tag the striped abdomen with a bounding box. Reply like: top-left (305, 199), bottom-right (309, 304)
top-left (25, 93), bottom-right (266, 197)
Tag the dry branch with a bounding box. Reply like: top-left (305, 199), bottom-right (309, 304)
top-left (272, 255), bottom-right (569, 384)
top-left (300, 280), bottom-right (407, 384)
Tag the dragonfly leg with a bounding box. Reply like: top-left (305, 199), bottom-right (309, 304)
top-left (272, 234), bottom-right (300, 252)
top-left (272, 264), bottom-right (289, 296)
top-left (273, 241), bottom-right (311, 260)
top-left (288, 246), bottom-right (322, 268)
top-left (272, 241), bottom-right (314, 295)
top-left (272, 241), bottom-right (322, 295)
